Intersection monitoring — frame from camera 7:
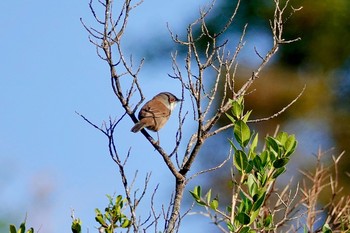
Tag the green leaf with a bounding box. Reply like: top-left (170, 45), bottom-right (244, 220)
top-left (252, 192), bottom-right (266, 211)
top-left (303, 225), bottom-right (308, 233)
top-left (257, 172), bottom-right (268, 187)
top-left (9, 225), bottom-right (16, 233)
top-left (236, 212), bottom-right (250, 225)
top-left (71, 218), bottom-right (82, 233)
top-left (234, 150), bottom-right (248, 172)
top-left (272, 167), bottom-right (286, 179)
top-left (266, 136), bottom-right (280, 154)
top-left (210, 198), bottom-right (219, 210)
top-left (106, 224), bottom-right (114, 233)
top-left (189, 191), bottom-right (199, 201)
top-left (27, 228), bottom-right (34, 233)
top-left (273, 158), bottom-right (289, 168)
top-left (252, 193), bottom-right (259, 202)
top-left (238, 197), bottom-right (252, 213)
top-left (206, 189), bottom-right (212, 204)
top-left (268, 150), bottom-right (277, 162)
top-left (253, 155), bottom-right (262, 171)
top-left (225, 113), bottom-right (236, 124)
top-left (189, 186), bottom-right (201, 200)
top-left (236, 96), bottom-right (244, 105)
top-left (121, 219), bottom-right (131, 228)
top-left (250, 192), bottom-right (266, 224)
top-left (95, 208), bottom-right (102, 215)
top-left (285, 135), bottom-right (297, 156)
top-left (196, 199), bottom-right (206, 206)
top-left (264, 214), bottom-right (272, 227)
top-left (95, 209), bottom-right (106, 226)
top-left (247, 174), bottom-right (258, 197)
top-left (116, 195), bottom-right (123, 206)
top-left (246, 161), bottom-right (254, 173)
top-left (240, 226), bottom-right (251, 233)
top-left (227, 221), bottom-right (234, 231)
top-left (248, 133), bottom-right (259, 159)
top-left (228, 139), bottom-right (238, 153)
top-left (231, 100), bottom-right (243, 119)
top-left (19, 222), bottom-right (25, 233)
top-left (234, 120), bottom-right (251, 147)
top-left (276, 132), bottom-right (288, 144)
top-left (260, 151), bottom-right (268, 167)
top-left (242, 110), bottom-right (252, 123)
top-left (95, 216), bottom-right (105, 226)
top-left (190, 186), bottom-right (206, 206)
top-left (194, 186), bottom-right (202, 197)
top-left (250, 209), bottom-right (260, 226)
top-left (322, 223), bottom-right (332, 233)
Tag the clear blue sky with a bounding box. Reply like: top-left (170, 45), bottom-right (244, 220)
top-left (0, 1), bottom-right (332, 233)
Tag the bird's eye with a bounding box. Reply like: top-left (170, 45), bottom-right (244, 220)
top-left (170, 97), bottom-right (175, 102)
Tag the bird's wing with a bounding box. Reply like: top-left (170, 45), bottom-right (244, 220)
top-left (139, 100), bottom-right (170, 119)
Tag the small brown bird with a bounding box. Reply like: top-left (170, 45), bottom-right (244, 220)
top-left (131, 92), bottom-right (182, 133)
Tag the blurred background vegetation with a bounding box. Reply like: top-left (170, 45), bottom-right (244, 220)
top-left (185, 0), bottom-right (350, 202)
top-left (144, 0), bottom-right (350, 205)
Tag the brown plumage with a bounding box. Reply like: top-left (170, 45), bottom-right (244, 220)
top-left (131, 92), bottom-right (181, 133)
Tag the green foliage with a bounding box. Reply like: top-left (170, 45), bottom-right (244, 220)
top-left (94, 195), bottom-right (131, 232)
top-left (190, 98), bottom-right (298, 232)
top-left (322, 224), bottom-right (332, 233)
top-left (71, 217), bottom-right (82, 233)
top-left (70, 194), bottom-right (131, 233)
top-left (234, 120), bottom-right (251, 147)
top-left (9, 221), bottom-right (34, 233)
top-left (189, 186), bottom-right (207, 207)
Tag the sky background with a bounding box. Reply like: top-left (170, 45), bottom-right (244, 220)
top-left (0, 0), bottom-right (216, 232)
top-left (0, 1), bottom-right (334, 232)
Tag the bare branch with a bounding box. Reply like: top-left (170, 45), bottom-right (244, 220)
top-left (248, 84), bottom-right (306, 123)
top-left (187, 149), bottom-right (231, 182)
top-left (143, 184), bottom-right (161, 232)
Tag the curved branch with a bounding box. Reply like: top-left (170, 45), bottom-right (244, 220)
top-left (249, 84), bottom-right (306, 123)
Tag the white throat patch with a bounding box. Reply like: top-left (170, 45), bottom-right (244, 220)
top-left (169, 102), bottom-right (177, 111)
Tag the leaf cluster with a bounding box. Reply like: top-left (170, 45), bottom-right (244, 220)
top-left (95, 195), bottom-right (131, 232)
top-left (71, 194), bottom-right (131, 233)
top-left (191, 98), bottom-right (298, 232)
top-left (9, 221), bottom-right (34, 233)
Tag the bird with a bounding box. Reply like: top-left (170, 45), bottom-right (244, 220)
top-left (131, 92), bottom-right (182, 140)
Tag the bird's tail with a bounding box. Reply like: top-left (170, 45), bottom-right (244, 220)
top-left (131, 121), bottom-right (145, 133)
